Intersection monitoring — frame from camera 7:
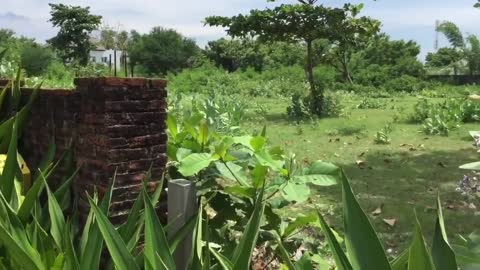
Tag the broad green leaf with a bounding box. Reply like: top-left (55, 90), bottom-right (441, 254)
top-left (317, 210), bottom-right (353, 270)
top-left (178, 153), bottom-right (217, 176)
top-left (294, 175), bottom-right (337, 186)
top-left (469, 131), bottom-right (480, 138)
top-left (251, 165), bottom-right (268, 188)
top-left (431, 196), bottom-right (457, 270)
top-left (306, 161), bottom-right (341, 176)
top-left (232, 135), bottom-right (253, 150)
top-left (295, 253), bottom-right (313, 270)
top-left (408, 214), bottom-right (435, 270)
top-left (198, 119), bottom-right (209, 148)
top-left (215, 161), bottom-right (250, 186)
top-left (167, 114), bottom-right (178, 140)
top-left (224, 186), bottom-right (256, 199)
top-left (460, 161), bottom-right (480, 171)
top-left (283, 213), bottom-right (317, 238)
top-left (143, 191), bottom-right (176, 270)
top-left (250, 136), bottom-right (266, 152)
top-left (232, 187), bottom-right (265, 269)
top-left (281, 181), bottom-right (310, 203)
top-left (254, 150), bottom-right (283, 170)
top-left (341, 172), bottom-right (391, 270)
top-left (63, 221), bottom-right (80, 270)
top-left (87, 196), bottom-right (139, 270)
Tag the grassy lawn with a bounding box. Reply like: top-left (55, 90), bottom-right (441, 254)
top-left (244, 95), bottom-right (479, 253)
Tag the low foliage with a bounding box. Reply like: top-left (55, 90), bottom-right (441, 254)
top-left (409, 98), bottom-right (480, 136)
top-left (374, 124), bottom-right (393, 144)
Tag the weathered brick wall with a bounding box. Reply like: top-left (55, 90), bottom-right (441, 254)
top-left (16, 77), bottom-right (168, 223)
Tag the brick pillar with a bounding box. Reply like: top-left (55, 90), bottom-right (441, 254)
top-left (73, 77), bottom-right (168, 224)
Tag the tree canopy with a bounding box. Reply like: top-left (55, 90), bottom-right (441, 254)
top-left (47, 3), bottom-right (102, 65)
top-left (205, 1), bottom-right (378, 115)
top-left (129, 27), bottom-right (199, 75)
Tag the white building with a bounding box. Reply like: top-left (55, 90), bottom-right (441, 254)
top-left (89, 46), bottom-right (124, 71)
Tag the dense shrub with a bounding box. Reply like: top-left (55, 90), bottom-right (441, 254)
top-left (384, 75), bottom-right (426, 93)
top-left (287, 91), bottom-right (343, 119)
top-left (409, 98), bottom-right (480, 135)
top-left (355, 98), bottom-right (387, 109)
top-left (19, 43), bottom-right (54, 76)
top-left (168, 63), bottom-right (309, 97)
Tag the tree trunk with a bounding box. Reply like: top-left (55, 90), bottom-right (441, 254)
top-left (306, 40), bottom-right (323, 116)
top-left (341, 52), bottom-right (353, 84)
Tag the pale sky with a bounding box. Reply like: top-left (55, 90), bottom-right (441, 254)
top-left (1, 0), bottom-right (479, 60)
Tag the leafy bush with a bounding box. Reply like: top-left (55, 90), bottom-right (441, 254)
top-left (287, 92), bottom-right (343, 119)
top-left (409, 98), bottom-right (480, 135)
top-left (356, 98), bottom-right (387, 109)
top-left (286, 93), bottom-right (310, 120)
top-left (168, 64), bottom-right (309, 98)
top-left (374, 124), bottom-right (392, 144)
top-left (19, 43), bottom-right (54, 76)
top-left (384, 75), bottom-right (425, 93)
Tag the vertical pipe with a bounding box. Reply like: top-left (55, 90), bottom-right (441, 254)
top-left (114, 50), bottom-right (117, 77)
top-left (168, 179), bottom-right (197, 270)
top-left (123, 52), bottom-right (128, 78)
top-left (109, 54), bottom-right (112, 75)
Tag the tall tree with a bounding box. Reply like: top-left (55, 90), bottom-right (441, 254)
top-left (205, 0), bottom-right (376, 115)
top-left (437, 21), bottom-right (480, 75)
top-left (47, 4), bottom-right (102, 65)
top-left (99, 25), bottom-right (117, 50)
top-left (129, 27), bottom-right (199, 75)
top-left (323, 5), bottom-right (380, 83)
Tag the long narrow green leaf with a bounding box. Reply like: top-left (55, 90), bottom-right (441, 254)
top-left (63, 221), bottom-right (80, 270)
top-left (391, 249), bottom-right (408, 270)
top-left (169, 213), bottom-right (197, 253)
top-left (0, 82), bottom-right (10, 114)
top-left (431, 196), bottom-right (457, 270)
top-left (232, 187), bottom-right (266, 269)
top-left (317, 211), bottom-right (353, 270)
top-left (0, 192), bottom-right (45, 269)
top-left (209, 246), bottom-right (233, 270)
top-left (341, 172), bottom-right (392, 270)
top-left (0, 223), bottom-right (44, 270)
top-left (0, 118), bottom-right (18, 202)
top-left (79, 175), bottom-right (116, 270)
top-left (408, 214), bottom-right (435, 270)
top-left (87, 196), bottom-right (139, 270)
top-left (45, 177), bottom-right (66, 250)
top-left (143, 190), bottom-right (176, 270)
top-left (272, 232), bottom-right (298, 270)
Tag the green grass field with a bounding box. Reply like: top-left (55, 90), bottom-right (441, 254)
top-left (244, 95), bottom-right (479, 253)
